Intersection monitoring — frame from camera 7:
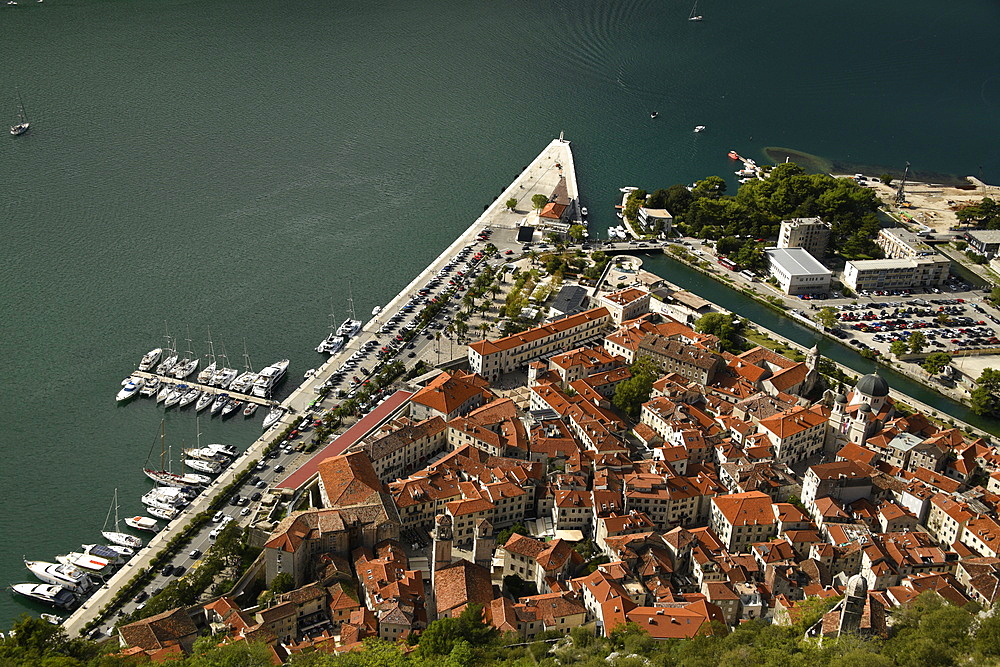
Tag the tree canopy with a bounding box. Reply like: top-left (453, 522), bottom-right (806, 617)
top-left (612, 356), bottom-right (660, 419)
top-left (970, 367), bottom-right (1000, 417)
top-left (694, 313), bottom-right (744, 353)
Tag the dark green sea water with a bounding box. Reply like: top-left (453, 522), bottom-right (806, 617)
top-left (2, 0), bottom-right (999, 626)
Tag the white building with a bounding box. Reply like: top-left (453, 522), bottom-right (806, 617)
top-left (765, 248), bottom-right (832, 295)
top-left (843, 257), bottom-right (949, 292)
top-left (638, 207), bottom-right (673, 237)
top-left (777, 217), bottom-right (831, 259)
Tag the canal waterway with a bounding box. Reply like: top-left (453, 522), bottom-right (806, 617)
top-left (643, 253), bottom-right (1000, 435)
top-left (2, 0), bottom-right (1000, 626)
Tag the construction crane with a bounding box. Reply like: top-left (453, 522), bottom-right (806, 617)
top-left (894, 162), bottom-right (911, 205)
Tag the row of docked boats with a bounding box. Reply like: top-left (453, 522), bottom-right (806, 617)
top-left (10, 434), bottom-right (239, 613)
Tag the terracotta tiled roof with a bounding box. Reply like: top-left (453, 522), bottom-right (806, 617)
top-left (318, 452), bottom-right (384, 507)
top-left (434, 560), bottom-right (494, 617)
top-left (712, 491), bottom-right (775, 528)
top-left (411, 371), bottom-right (492, 416)
top-left (119, 607), bottom-right (198, 653)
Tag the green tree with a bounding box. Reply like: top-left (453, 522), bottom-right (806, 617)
top-left (505, 197), bottom-right (517, 211)
top-left (568, 224), bottom-right (586, 243)
top-left (694, 312), bottom-right (743, 353)
top-left (269, 571), bottom-right (294, 594)
top-left (971, 368), bottom-right (1000, 417)
top-left (890, 340), bottom-right (908, 357)
top-left (922, 352), bottom-right (952, 376)
top-left (612, 356), bottom-right (660, 419)
top-left (448, 639), bottom-right (475, 667)
top-left (495, 521), bottom-right (528, 546)
top-left (879, 173), bottom-right (893, 185)
top-left (816, 306), bottom-right (838, 329)
top-left (908, 331), bottom-right (927, 354)
top-left (975, 605), bottom-right (1000, 657)
top-left (531, 194), bottom-right (548, 211)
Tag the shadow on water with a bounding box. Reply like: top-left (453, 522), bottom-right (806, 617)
top-left (642, 252), bottom-right (999, 437)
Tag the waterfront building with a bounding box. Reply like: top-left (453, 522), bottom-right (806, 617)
top-left (467, 307), bottom-right (613, 380)
top-left (777, 217), bottom-right (831, 259)
top-left (765, 248), bottom-right (832, 295)
top-left (877, 227), bottom-right (937, 259)
top-left (638, 207), bottom-right (673, 237)
top-left (842, 256), bottom-right (949, 292)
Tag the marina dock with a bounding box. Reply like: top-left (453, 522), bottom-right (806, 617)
top-left (131, 371), bottom-right (277, 407)
top-left (61, 136), bottom-right (578, 637)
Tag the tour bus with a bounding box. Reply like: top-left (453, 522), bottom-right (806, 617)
top-left (739, 270), bottom-right (756, 282)
top-left (718, 257), bottom-right (738, 271)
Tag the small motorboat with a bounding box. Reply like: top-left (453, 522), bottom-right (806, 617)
top-left (650, 111), bottom-right (658, 119)
top-left (243, 402), bottom-right (258, 418)
top-left (41, 614), bottom-right (62, 625)
top-left (728, 150), bottom-right (741, 160)
top-left (124, 516), bottom-right (159, 532)
top-left (146, 505), bottom-right (180, 521)
top-left (9, 584), bottom-right (76, 610)
top-left (694, 125), bottom-right (706, 133)
top-left (185, 458), bottom-right (222, 474)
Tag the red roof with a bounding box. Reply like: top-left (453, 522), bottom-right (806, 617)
top-left (277, 390), bottom-right (412, 490)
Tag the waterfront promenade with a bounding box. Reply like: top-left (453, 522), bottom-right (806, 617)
top-left (61, 135), bottom-right (578, 637)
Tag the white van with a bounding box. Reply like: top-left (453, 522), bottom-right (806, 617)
top-left (210, 527), bottom-right (223, 540)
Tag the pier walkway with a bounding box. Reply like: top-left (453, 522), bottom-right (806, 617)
top-left (62, 135), bottom-right (578, 637)
top-left (131, 371), bottom-right (277, 407)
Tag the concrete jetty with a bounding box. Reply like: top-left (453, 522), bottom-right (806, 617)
top-left (62, 135), bottom-right (579, 637)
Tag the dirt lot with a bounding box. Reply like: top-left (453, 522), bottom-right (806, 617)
top-left (852, 175), bottom-right (1000, 234)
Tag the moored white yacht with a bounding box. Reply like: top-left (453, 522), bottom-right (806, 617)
top-left (195, 391), bottom-right (215, 412)
top-left (230, 371), bottom-right (257, 393)
top-left (185, 458), bottom-right (222, 474)
top-left (156, 383), bottom-right (172, 403)
top-left (336, 319), bottom-right (362, 338)
top-left (252, 360), bottom-right (289, 398)
top-left (142, 486), bottom-right (191, 510)
top-left (178, 387), bottom-right (201, 408)
top-left (243, 402), bottom-right (258, 418)
top-left (164, 384), bottom-right (187, 408)
top-left (138, 348), bottom-right (162, 372)
top-left (183, 446), bottom-right (229, 463)
top-left (140, 376), bottom-right (160, 397)
top-left (206, 443), bottom-right (238, 458)
top-left (316, 335), bottom-right (345, 355)
top-left (56, 552), bottom-right (112, 574)
top-left (215, 367), bottom-right (238, 389)
top-left (221, 399), bottom-right (243, 417)
top-left (197, 360), bottom-right (217, 385)
top-left (102, 489), bottom-right (143, 549)
top-left (124, 516), bottom-right (159, 532)
top-left (156, 332), bottom-right (179, 375)
top-left (115, 377), bottom-right (144, 402)
top-left (146, 505), bottom-right (180, 521)
top-left (210, 393), bottom-right (229, 415)
top-left (25, 560), bottom-right (92, 593)
top-left (83, 543), bottom-right (131, 563)
top-left (9, 583), bottom-right (77, 609)
top-left (262, 406), bottom-right (284, 430)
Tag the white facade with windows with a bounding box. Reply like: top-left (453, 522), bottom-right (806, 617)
top-left (765, 248), bottom-right (832, 295)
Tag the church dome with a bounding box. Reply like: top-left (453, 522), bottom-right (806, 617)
top-left (835, 392), bottom-right (847, 404)
top-left (856, 373), bottom-right (889, 398)
top-left (858, 403), bottom-right (872, 413)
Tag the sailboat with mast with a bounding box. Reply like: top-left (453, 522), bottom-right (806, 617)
top-left (211, 341), bottom-right (239, 389)
top-left (688, 0), bottom-right (702, 21)
top-left (172, 326), bottom-right (199, 379)
top-left (229, 339), bottom-right (257, 394)
top-left (155, 324), bottom-right (179, 376)
top-left (143, 420), bottom-right (211, 488)
top-left (10, 89), bottom-right (29, 136)
top-left (337, 283), bottom-right (362, 338)
top-left (197, 327), bottom-right (217, 385)
top-left (317, 301), bottom-right (346, 354)
top-left (101, 489), bottom-right (143, 549)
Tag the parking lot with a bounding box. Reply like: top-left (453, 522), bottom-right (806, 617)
top-left (832, 291), bottom-right (1000, 359)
